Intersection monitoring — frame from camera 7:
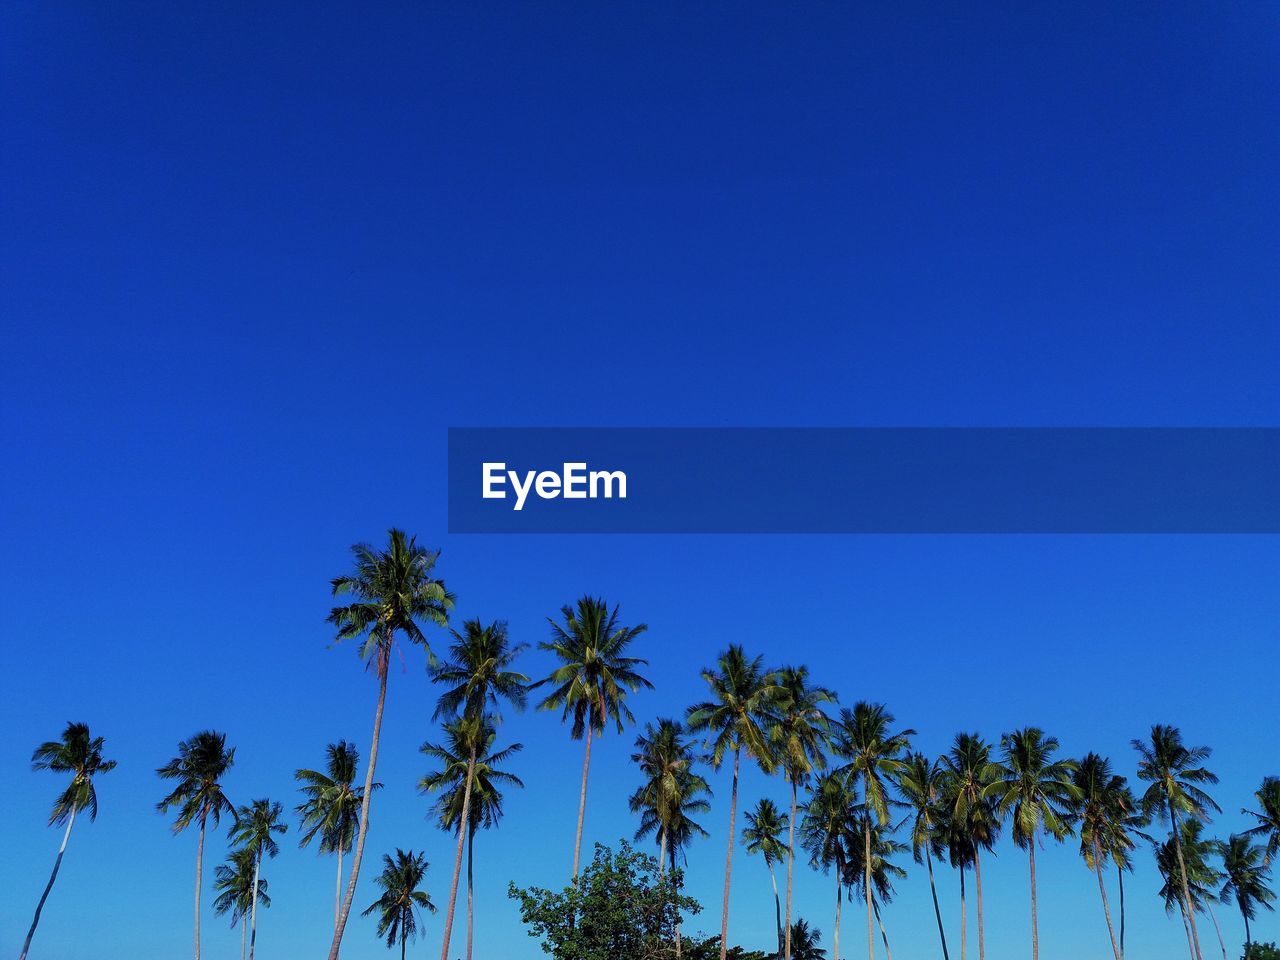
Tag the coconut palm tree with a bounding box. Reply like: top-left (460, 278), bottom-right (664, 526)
top-left (295, 741), bottom-right (377, 931)
top-left (743, 798), bottom-right (791, 958)
top-left (156, 730), bottom-right (236, 960)
top-left (832, 703), bottom-right (914, 960)
top-left (1243, 778), bottom-right (1280, 866)
top-left (20, 722), bottom-right (117, 960)
top-left (843, 813), bottom-right (908, 960)
top-left (213, 847), bottom-right (269, 960)
top-left (939, 733), bottom-right (1000, 960)
top-left (1156, 820), bottom-right (1227, 960)
top-left (897, 751), bottom-right (951, 960)
top-left (770, 666), bottom-right (836, 960)
top-left (363, 849), bottom-right (437, 960)
top-left (789, 918), bottom-right (828, 960)
top-left (228, 798), bottom-right (287, 960)
top-left (420, 715), bottom-right (524, 960)
top-left (534, 596), bottom-right (651, 879)
top-left (1133, 725), bottom-right (1220, 960)
top-left (1219, 834), bottom-right (1275, 960)
top-left (326, 529), bottom-right (453, 960)
top-left (429, 618), bottom-right (528, 960)
top-left (990, 728), bottom-right (1079, 960)
top-left (687, 645), bottom-right (780, 960)
top-left (801, 771), bottom-right (858, 960)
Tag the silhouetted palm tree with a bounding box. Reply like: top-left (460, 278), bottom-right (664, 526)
top-left (744, 798), bottom-right (790, 958)
top-left (1243, 778), bottom-right (1280, 867)
top-left (213, 847), bottom-right (269, 960)
top-left (939, 733), bottom-right (1000, 960)
top-left (789, 918), bottom-right (828, 960)
top-left (1219, 833), bottom-right (1275, 960)
top-left (228, 798), bottom-right (287, 960)
top-left (897, 751), bottom-right (951, 960)
top-left (801, 771), bottom-right (857, 960)
top-left (362, 849), bottom-right (437, 960)
top-left (1155, 820), bottom-right (1227, 960)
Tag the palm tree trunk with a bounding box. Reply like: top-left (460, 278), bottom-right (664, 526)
top-left (439, 749), bottom-right (478, 960)
top-left (1178, 901), bottom-right (1197, 960)
top-left (1118, 864), bottom-right (1126, 956)
top-left (974, 846), bottom-right (987, 960)
top-left (659, 826), bottom-right (668, 877)
top-left (248, 850), bottom-right (261, 960)
top-left (864, 815), bottom-right (875, 960)
top-left (401, 929), bottom-right (407, 960)
top-left (1092, 841), bottom-right (1122, 960)
top-left (769, 863), bottom-right (783, 959)
top-left (785, 780), bottom-right (797, 960)
top-left (1244, 912), bottom-right (1252, 960)
top-left (833, 871), bottom-right (843, 960)
top-left (335, 846), bottom-right (343, 933)
top-left (874, 899), bottom-right (892, 960)
top-left (18, 803), bottom-right (77, 960)
top-left (926, 854), bottom-right (950, 960)
top-left (467, 826), bottom-right (475, 960)
top-left (241, 916), bottom-right (246, 960)
top-left (1205, 902), bottom-right (1227, 960)
top-left (572, 724), bottom-right (593, 879)
top-left (1169, 802), bottom-right (1203, 960)
top-left (672, 843), bottom-right (683, 960)
top-left (719, 745), bottom-right (742, 960)
top-left (328, 640), bottom-right (391, 960)
top-left (195, 813), bottom-right (206, 960)
top-left (960, 865), bottom-right (967, 960)
top-left (1029, 840), bottom-right (1039, 960)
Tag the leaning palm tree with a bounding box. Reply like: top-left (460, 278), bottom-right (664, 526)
top-left (789, 918), bottom-right (828, 960)
top-left (843, 812), bottom-right (909, 960)
top-left (990, 728), bottom-right (1079, 960)
top-left (363, 849), bottom-right (437, 960)
top-left (744, 798), bottom-right (791, 958)
top-left (429, 618), bottom-right (528, 960)
top-left (832, 703), bottom-right (914, 960)
top-left (1133, 725), bottom-right (1220, 960)
top-left (227, 798), bottom-right (287, 960)
top-left (534, 596), bottom-right (651, 879)
top-left (770, 666), bottom-right (836, 960)
top-left (801, 771), bottom-right (857, 960)
top-left (1219, 833), bottom-right (1275, 959)
top-left (687, 644), bottom-right (780, 960)
top-left (213, 847), bottom-right (269, 960)
top-left (897, 751), bottom-right (952, 960)
top-left (1156, 820), bottom-right (1228, 960)
top-left (295, 741), bottom-right (376, 931)
top-left (1243, 777), bottom-right (1280, 867)
top-left (939, 733), bottom-right (1000, 960)
top-left (19, 722), bottom-right (117, 960)
top-left (325, 529), bottom-right (453, 960)
top-left (156, 730), bottom-right (236, 960)
top-left (420, 715), bottom-right (524, 960)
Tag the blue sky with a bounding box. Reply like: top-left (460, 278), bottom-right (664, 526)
top-left (2, 3), bottom-right (1278, 960)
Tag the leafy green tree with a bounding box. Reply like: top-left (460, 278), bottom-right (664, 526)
top-left (897, 752), bottom-right (951, 960)
top-left (535, 596), bottom-right (652, 879)
top-left (939, 733), bottom-right (1000, 960)
top-left (1243, 778), bottom-right (1280, 866)
top-left (1134, 725), bottom-right (1220, 960)
top-left (326, 529), bottom-right (453, 960)
top-left (227, 798), bottom-right (287, 960)
top-left (843, 813), bottom-right (908, 960)
top-left (429, 618), bottom-right (529, 960)
top-left (156, 730), bottom-right (236, 960)
top-left (788, 919), bottom-right (828, 960)
top-left (1219, 834), bottom-right (1275, 960)
top-left (213, 847), bottom-right (269, 960)
top-left (1242, 943), bottom-right (1280, 960)
top-left (990, 728), bottom-right (1079, 960)
top-left (801, 771), bottom-right (857, 960)
top-left (20, 722), bottom-right (117, 960)
top-left (687, 645), bottom-right (780, 960)
top-left (362, 849), bottom-right (437, 960)
top-left (508, 840), bottom-right (700, 960)
top-left (743, 798), bottom-right (790, 958)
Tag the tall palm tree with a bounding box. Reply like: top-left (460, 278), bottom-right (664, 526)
top-left (789, 918), bottom-right (829, 960)
top-left (228, 798), bottom-right (287, 960)
top-left (362, 849), bottom-right (437, 960)
top-left (843, 813), bottom-right (909, 960)
top-left (429, 618), bottom-right (528, 960)
top-left (801, 771), bottom-right (857, 960)
top-left (897, 751), bottom-right (951, 960)
top-left (939, 733), bottom-right (1000, 960)
top-left (420, 715), bottom-right (524, 960)
top-left (770, 666), bottom-right (836, 960)
top-left (213, 847), bottom-right (269, 960)
top-left (687, 644), bottom-right (780, 960)
top-left (1156, 820), bottom-right (1227, 960)
top-left (744, 798), bottom-right (791, 958)
top-left (832, 703), bottom-right (914, 960)
top-left (1133, 725), bottom-right (1220, 960)
top-left (20, 722), bottom-right (117, 960)
top-left (325, 529), bottom-right (453, 960)
top-left (535, 596), bottom-right (651, 879)
top-left (1219, 834), bottom-right (1275, 960)
top-left (990, 728), bottom-right (1079, 960)
top-left (156, 730), bottom-right (236, 960)
top-left (295, 741), bottom-right (376, 931)
top-left (1243, 777), bottom-right (1280, 866)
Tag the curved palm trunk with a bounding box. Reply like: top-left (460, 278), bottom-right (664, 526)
top-left (439, 750), bottom-right (478, 960)
top-left (195, 813), bottom-right (207, 960)
top-left (1178, 901), bottom-right (1196, 960)
top-left (1092, 840), bottom-right (1122, 960)
top-left (1028, 840), bottom-right (1039, 960)
top-left (334, 846), bottom-right (343, 932)
top-left (328, 643), bottom-right (390, 960)
top-left (769, 862), bottom-right (783, 959)
top-left (833, 869), bottom-right (843, 960)
top-left (973, 847), bottom-right (987, 960)
top-left (959, 864), bottom-right (967, 960)
top-left (1169, 802), bottom-right (1203, 960)
top-left (1118, 865), bottom-right (1126, 956)
top-left (1243, 912), bottom-right (1252, 960)
top-left (785, 781), bottom-right (797, 960)
top-left (864, 816), bottom-right (875, 960)
top-left (925, 854), bottom-right (950, 960)
top-left (572, 724), bottom-right (594, 879)
top-left (873, 899), bottom-right (892, 960)
top-left (718, 745), bottom-right (742, 960)
top-left (467, 826), bottom-right (475, 960)
top-left (18, 803), bottom-right (78, 960)
top-left (248, 851), bottom-right (261, 960)
top-left (1204, 902), bottom-right (1227, 960)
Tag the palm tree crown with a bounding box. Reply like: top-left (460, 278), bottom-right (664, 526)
top-left (229, 798), bottom-right (287, 861)
top-left (362, 850), bottom-right (437, 955)
top-left (744, 798), bottom-right (790, 867)
top-left (1220, 833), bottom-right (1275, 929)
top-left (1069, 753), bottom-right (1143, 872)
top-left (430, 619), bottom-right (529, 721)
top-left (1243, 777), bottom-right (1280, 866)
top-left (686, 645), bottom-right (779, 771)
top-left (770, 667), bottom-right (835, 787)
top-left (213, 847), bottom-right (269, 927)
top-left (629, 718), bottom-right (711, 859)
top-left (420, 717), bottom-right (524, 834)
top-left (156, 731), bottom-right (236, 830)
top-left (991, 728), bottom-right (1079, 847)
top-left (833, 702), bottom-right (913, 826)
top-left (32, 721), bottom-right (117, 824)
top-left (1133, 725), bottom-right (1220, 826)
top-left (295, 741), bottom-right (370, 857)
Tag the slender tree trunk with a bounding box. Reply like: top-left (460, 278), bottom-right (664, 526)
top-left (833, 870), bottom-right (843, 960)
top-left (785, 780), bottom-right (797, 960)
top-left (439, 749), bottom-right (478, 960)
top-left (659, 827), bottom-right (668, 877)
top-left (926, 854), bottom-right (950, 960)
top-left (1092, 840), bottom-right (1122, 960)
top-left (1244, 912), bottom-right (1252, 960)
top-left (241, 917), bottom-right (246, 960)
top-left (572, 724), bottom-right (594, 879)
top-left (719, 745), bottom-right (742, 960)
top-left (874, 899), bottom-right (892, 960)
top-left (328, 642), bottom-right (391, 960)
top-left (248, 850), bottom-right (261, 960)
top-left (335, 846), bottom-right (343, 933)
top-left (974, 846), bottom-right (986, 960)
top-left (865, 815), bottom-right (875, 960)
top-left (1118, 864), bottom-right (1126, 957)
top-left (769, 863), bottom-right (783, 959)
top-left (672, 843), bottom-right (683, 960)
top-left (1169, 803), bottom-right (1203, 960)
top-left (1178, 901), bottom-right (1197, 960)
top-left (960, 866), bottom-right (967, 960)
top-left (401, 930), bottom-right (407, 960)
top-left (467, 826), bottom-right (475, 960)
top-left (1205, 902), bottom-right (1227, 960)
top-left (19, 804), bottom-right (77, 960)
top-left (195, 813), bottom-right (206, 960)
top-left (1029, 840), bottom-right (1039, 960)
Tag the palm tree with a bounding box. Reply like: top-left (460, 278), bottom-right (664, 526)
top-left (770, 666), bottom-right (836, 960)
top-left (897, 751), bottom-right (951, 960)
top-left (744, 798), bottom-right (791, 958)
top-left (213, 847), bottom-right (269, 960)
top-left (789, 918), bottom-right (828, 960)
top-left (1219, 834), bottom-right (1275, 960)
top-left (420, 715), bottom-right (524, 960)
top-left (362, 849), bottom-right (437, 960)
top-left (1156, 820), bottom-right (1228, 960)
top-left (1243, 778), bottom-right (1280, 866)
top-left (843, 813), bottom-right (908, 960)
top-left (1133, 725), bottom-right (1220, 960)
top-left (832, 703), bottom-right (914, 960)
top-left (20, 722), bottom-right (117, 960)
top-left (939, 733), bottom-right (1000, 960)
top-left (325, 529), bottom-right (453, 960)
top-left (228, 798), bottom-right (287, 960)
top-left (156, 730), bottom-right (236, 960)
top-left (687, 644), bottom-right (780, 960)
top-left (429, 618), bottom-right (528, 960)
top-left (295, 741), bottom-right (376, 931)
top-left (801, 771), bottom-right (857, 960)
top-left (535, 596), bottom-right (651, 879)
top-left (990, 728), bottom-right (1079, 960)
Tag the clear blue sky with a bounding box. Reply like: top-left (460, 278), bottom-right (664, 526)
top-left (2, 3), bottom-right (1277, 959)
